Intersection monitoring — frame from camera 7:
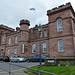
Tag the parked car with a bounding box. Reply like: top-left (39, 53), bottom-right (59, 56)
top-left (27, 54), bottom-right (46, 62)
top-left (10, 56), bottom-right (25, 62)
top-left (0, 56), bottom-right (10, 62)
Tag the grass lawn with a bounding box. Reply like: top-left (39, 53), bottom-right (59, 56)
top-left (27, 65), bottom-right (75, 75)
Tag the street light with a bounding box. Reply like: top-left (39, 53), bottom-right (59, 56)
top-left (38, 23), bottom-right (42, 68)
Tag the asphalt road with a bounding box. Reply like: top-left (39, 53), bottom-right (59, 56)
top-left (0, 62), bottom-right (45, 75)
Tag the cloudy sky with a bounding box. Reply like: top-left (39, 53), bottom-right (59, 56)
top-left (0, 0), bottom-right (75, 29)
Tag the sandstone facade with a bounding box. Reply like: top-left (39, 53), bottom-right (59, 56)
top-left (0, 2), bottom-right (75, 58)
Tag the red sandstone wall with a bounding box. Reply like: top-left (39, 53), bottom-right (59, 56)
top-left (49, 36), bottom-right (74, 57)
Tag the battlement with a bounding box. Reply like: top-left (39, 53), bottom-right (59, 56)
top-left (0, 24), bottom-right (15, 31)
top-left (19, 19), bottom-right (30, 26)
top-left (47, 2), bottom-right (74, 16)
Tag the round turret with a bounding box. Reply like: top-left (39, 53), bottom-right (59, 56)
top-left (19, 19), bottom-right (30, 31)
top-left (19, 19), bottom-right (30, 26)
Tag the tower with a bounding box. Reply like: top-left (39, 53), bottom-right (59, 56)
top-left (19, 19), bottom-right (30, 56)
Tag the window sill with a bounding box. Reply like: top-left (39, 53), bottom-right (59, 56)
top-left (57, 31), bottom-right (62, 32)
top-left (58, 51), bottom-right (64, 52)
top-left (43, 52), bottom-right (47, 53)
top-left (32, 52), bottom-right (35, 53)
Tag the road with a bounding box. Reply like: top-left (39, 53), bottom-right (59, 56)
top-left (0, 62), bottom-right (45, 75)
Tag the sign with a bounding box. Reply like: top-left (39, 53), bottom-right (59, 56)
top-left (48, 60), bottom-right (54, 63)
top-left (71, 50), bottom-right (75, 52)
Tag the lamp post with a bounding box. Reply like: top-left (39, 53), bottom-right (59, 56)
top-left (38, 23), bottom-right (42, 68)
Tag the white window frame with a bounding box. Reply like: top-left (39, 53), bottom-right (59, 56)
top-left (44, 30), bottom-right (47, 37)
top-left (22, 44), bottom-right (24, 53)
top-left (9, 37), bottom-right (11, 45)
top-left (14, 48), bottom-right (17, 54)
top-left (32, 44), bottom-right (36, 53)
top-left (58, 40), bottom-right (64, 52)
top-left (15, 36), bottom-right (18, 44)
top-left (8, 49), bottom-right (10, 54)
top-left (57, 18), bottom-right (62, 32)
top-left (43, 42), bottom-right (47, 53)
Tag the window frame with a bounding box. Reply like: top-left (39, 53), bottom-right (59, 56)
top-left (32, 44), bottom-right (36, 53)
top-left (22, 44), bottom-right (25, 53)
top-left (8, 49), bottom-right (10, 54)
top-left (2, 34), bottom-right (4, 42)
top-left (44, 30), bottom-right (47, 37)
top-left (14, 48), bottom-right (17, 54)
top-left (57, 18), bottom-right (62, 32)
top-left (43, 42), bottom-right (47, 53)
top-left (9, 37), bottom-right (11, 45)
top-left (21, 31), bottom-right (22, 38)
top-left (40, 32), bottom-right (42, 38)
top-left (15, 35), bottom-right (18, 44)
top-left (58, 40), bottom-right (64, 52)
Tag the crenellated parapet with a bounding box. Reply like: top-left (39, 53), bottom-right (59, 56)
top-left (19, 19), bottom-right (30, 26)
top-left (47, 2), bottom-right (75, 16)
top-left (0, 24), bottom-right (15, 31)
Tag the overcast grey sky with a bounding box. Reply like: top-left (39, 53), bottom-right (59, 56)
top-left (0, 0), bottom-right (75, 29)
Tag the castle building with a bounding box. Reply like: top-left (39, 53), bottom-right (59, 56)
top-left (0, 2), bottom-right (75, 58)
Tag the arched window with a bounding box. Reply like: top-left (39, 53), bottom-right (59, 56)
top-left (58, 40), bottom-right (64, 52)
top-left (15, 36), bottom-right (18, 44)
top-left (9, 37), bottom-right (11, 45)
top-left (57, 18), bottom-right (62, 31)
top-left (32, 44), bottom-right (36, 53)
top-left (43, 42), bottom-right (47, 53)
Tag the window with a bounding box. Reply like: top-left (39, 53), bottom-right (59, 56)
top-left (2, 35), bottom-right (4, 42)
top-left (32, 44), bottom-right (36, 53)
top-left (9, 37), bottom-right (11, 45)
top-left (57, 18), bottom-right (62, 31)
top-left (40, 32), bottom-right (42, 38)
top-left (44, 30), bottom-right (47, 37)
top-left (8, 49), bottom-right (10, 54)
top-left (58, 40), bottom-right (64, 52)
top-left (22, 44), bottom-right (24, 53)
top-left (43, 42), bottom-right (47, 53)
top-left (14, 48), bottom-right (17, 54)
top-left (15, 36), bottom-right (18, 44)
top-left (21, 31), bottom-right (22, 38)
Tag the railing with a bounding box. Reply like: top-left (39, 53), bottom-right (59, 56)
top-left (0, 62), bottom-right (57, 75)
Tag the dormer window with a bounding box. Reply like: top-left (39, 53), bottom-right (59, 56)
top-left (57, 18), bottom-right (62, 32)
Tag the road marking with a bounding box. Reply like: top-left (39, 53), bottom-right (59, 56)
top-left (0, 71), bottom-right (8, 74)
top-left (0, 68), bottom-right (25, 74)
top-left (0, 64), bottom-right (35, 74)
top-left (11, 68), bottom-right (25, 72)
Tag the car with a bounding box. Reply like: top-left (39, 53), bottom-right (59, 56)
top-left (0, 56), bottom-right (10, 62)
top-left (27, 54), bottom-right (46, 62)
top-left (10, 56), bottom-right (25, 62)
